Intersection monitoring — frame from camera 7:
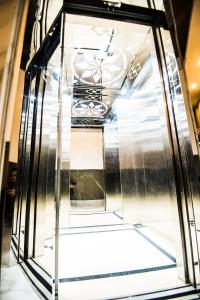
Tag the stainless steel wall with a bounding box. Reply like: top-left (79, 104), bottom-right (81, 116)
top-left (18, 75), bottom-right (36, 259)
top-left (32, 53), bottom-right (61, 269)
top-left (107, 30), bottom-right (185, 276)
top-left (104, 119), bottom-right (122, 213)
top-left (28, 70), bottom-right (44, 258)
top-left (102, 33), bottom-right (168, 227)
top-left (33, 68), bottom-right (57, 259)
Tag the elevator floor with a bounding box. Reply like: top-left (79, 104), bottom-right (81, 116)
top-left (34, 211), bottom-right (183, 299)
top-left (0, 253), bottom-right (40, 300)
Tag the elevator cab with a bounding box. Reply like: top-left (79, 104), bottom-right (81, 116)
top-left (12, 1), bottom-right (200, 299)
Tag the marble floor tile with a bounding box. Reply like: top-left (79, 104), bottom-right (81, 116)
top-left (0, 257), bottom-right (41, 300)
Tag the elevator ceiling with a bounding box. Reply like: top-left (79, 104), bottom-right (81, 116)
top-left (49, 15), bottom-right (152, 125)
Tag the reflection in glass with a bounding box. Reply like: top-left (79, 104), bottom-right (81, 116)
top-left (160, 28), bottom-right (200, 285)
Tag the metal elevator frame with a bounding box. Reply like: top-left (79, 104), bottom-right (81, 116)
top-left (11, 1), bottom-right (200, 299)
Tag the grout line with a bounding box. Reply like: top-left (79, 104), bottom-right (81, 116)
top-left (69, 223), bottom-right (123, 229)
top-left (57, 227), bottom-right (134, 236)
top-left (113, 211), bottom-right (124, 220)
top-left (69, 211), bottom-right (116, 216)
top-left (46, 225), bottom-right (176, 267)
top-left (133, 227), bottom-right (176, 263)
top-left (58, 264), bottom-right (176, 283)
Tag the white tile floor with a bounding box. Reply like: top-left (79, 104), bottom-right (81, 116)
top-left (2, 212), bottom-right (184, 300)
top-left (36, 211), bottom-right (183, 299)
top-left (59, 268), bottom-right (182, 300)
top-left (69, 211), bottom-right (123, 228)
top-left (58, 228), bottom-right (175, 278)
top-left (0, 255), bottom-right (41, 300)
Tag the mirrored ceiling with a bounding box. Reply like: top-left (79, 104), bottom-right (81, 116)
top-left (61, 14), bottom-right (152, 125)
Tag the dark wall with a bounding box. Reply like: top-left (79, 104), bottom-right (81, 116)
top-left (21, 0), bottom-right (38, 70)
top-left (164, 0), bottom-right (194, 61)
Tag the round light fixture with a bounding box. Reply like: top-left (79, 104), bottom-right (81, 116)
top-left (72, 100), bottom-right (108, 118)
top-left (71, 44), bottom-right (127, 86)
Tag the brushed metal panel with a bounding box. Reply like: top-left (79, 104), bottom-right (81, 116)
top-left (13, 85), bottom-right (30, 237)
top-left (104, 118), bottom-right (122, 212)
top-left (59, 91), bottom-right (71, 229)
top-left (32, 71), bottom-right (51, 259)
top-left (28, 70), bottom-right (44, 258)
top-left (33, 60), bottom-right (59, 267)
top-left (115, 30), bottom-right (184, 278)
top-left (18, 76), bottom-right (36, 258)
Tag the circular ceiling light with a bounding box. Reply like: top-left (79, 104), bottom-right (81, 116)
top-left (72, 100), bottom-right (108, 118)
top-left (71, 44), bottom-right (127, 86)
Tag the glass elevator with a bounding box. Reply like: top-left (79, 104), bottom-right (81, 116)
top-left (11, 1), bottom-right (200, 299)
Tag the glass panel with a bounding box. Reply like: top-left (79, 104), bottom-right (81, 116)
top-left (14, 43), bottom-right (61, 296)
top-left (160, 28), bottom-right (200, 285)
top-left (32, 48), bottom-right (61, 281)
top-left (46, 0), bottom-right (63, 34)
top-left (13, 81), bottom-right (30, 238)
top-left (153, 0), bottom-right (164, 10)
top-left (28, 0), bottom-right (63, 66)
top-left (55, 14), bottom-right (186, 299)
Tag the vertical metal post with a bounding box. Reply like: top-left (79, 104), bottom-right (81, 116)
top-left (54, 12), bottom-right (65, 300)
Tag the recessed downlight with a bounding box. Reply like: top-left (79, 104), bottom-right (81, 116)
top-left (190, 83), bottom-right (198, 90)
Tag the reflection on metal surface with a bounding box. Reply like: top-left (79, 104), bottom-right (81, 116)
top-left (104, 113), bottom-right (122, 212)
top-left (160, 28), bottom-right (200, 285)
top-left (28, 70), bottom-right (44, 258)
top-left (33, 65), bottom-right (57, 263)
top-left (18, 76), bottom-right (36, 259)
